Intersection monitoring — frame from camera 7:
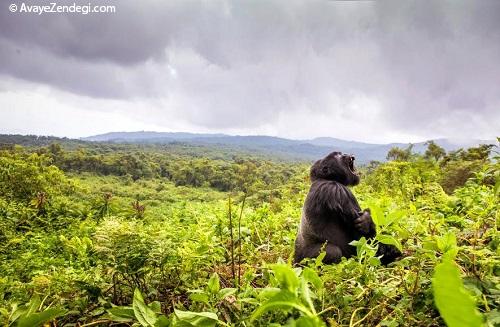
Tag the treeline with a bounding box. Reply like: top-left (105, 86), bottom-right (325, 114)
top-left (1, 134), bottom-right (497, 195)
top-left (1, 142), bottom-right (305, 193)
top-left (376, 140), bottom-right (498, 194)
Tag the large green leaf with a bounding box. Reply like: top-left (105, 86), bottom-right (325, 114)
top-left (148, 301), bottom-right (162, 314)
top-left (300, 278), bottom-right (314, 314)
top-left (436, 232), bottom-right (458, 258)
top-left (189, 292), bottom-right (209, 305)
top-left (251, 290), bottom-right (312, 321)
top-left (25, 296), bottom-right (41, 317)
top-left (301, 268), bottom-right (323, 291)
top-left (133, 288), bottom-right (158, 327)
top-left (380, 209), bottom-right (404, 227)
top-left (107, 306), bottom-right (135, 322)
top-left (269, 264), bottom-right (300, 293)
top-left (368, 204), bottom-right (384, 227)
top-left (155, 315), bottom-right (171, 327)
top-left (432, 259), bottom-right (483, 327)
top-left (295, 316), bottom-right (326, 327)
top-left (376, 234), bottom-right (402, 252)
top-left (207, 273), bottom-right (220, 294)
top-left (9, 304), bottom-right (25, 324)
top-left (16, 308), bottom-right (66, 327)
top-left (173, 309), bottom-right (218, 327)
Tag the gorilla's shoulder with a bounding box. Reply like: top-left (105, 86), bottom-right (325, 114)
top-left (306, 180), bottom-right (358, 214)
top-left (310, 179), bottom-right (353, 197)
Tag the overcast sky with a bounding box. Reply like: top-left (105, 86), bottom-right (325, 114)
top-left (0, 0), bottom-right (499, 143)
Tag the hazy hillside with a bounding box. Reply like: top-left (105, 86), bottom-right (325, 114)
top-left (83, 131), bottom-right (494, 163)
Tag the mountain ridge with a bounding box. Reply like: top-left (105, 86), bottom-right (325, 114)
top-left (82, 131), bottom-right (494, 163)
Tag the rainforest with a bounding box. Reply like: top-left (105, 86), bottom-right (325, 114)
top-left (0, 135), bottom-right (498, 326)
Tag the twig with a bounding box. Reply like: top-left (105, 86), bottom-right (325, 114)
top-left (349, 307), bottom-right (365, 327)
top-left (351, 302), bottom-right (386, 327)
top-left (228, 196), bottom-right (236, 285)
top-left (78, 319), bottom-right (111, 327)
top-left (318, 305), bottom-right (339, 316)
top-left (237, 193), bottom-right (247, 289)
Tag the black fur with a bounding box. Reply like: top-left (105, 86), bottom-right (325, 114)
top-left (294, 152), bottom-right (401, 265)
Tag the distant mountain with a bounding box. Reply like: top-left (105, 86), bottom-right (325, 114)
top-left (82, 131), bottom-right (495, 163)
top-left (307, 137), bottom-right (380, 149)
top-left (83, 131), bottom-right (226, 142)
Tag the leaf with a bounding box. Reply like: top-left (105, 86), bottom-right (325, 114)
top-left (173, 309), bottom-right (218, 327)
top-left (381, 209), bottom-right (404, 227)
top-left (436, 232), bottom-right (458, 258)
top-left (154, 315), bottom-right (170, 327)
top-left (107, 306), bottom-right (135, 322)
top-left (376, 234), bottom-right (402, 252)
top-left (350, 237), bottom-right (373, 257)
top-left (9, 303), bottom-right (25, 324)
top-left (485, 309), bottom-right (500, 325)
top-left (302, 268), bottom-right (323, 291)
top-left (299, 279), bottom-right (315, 314)
top-left (295, 315), bottom-right (326, 327)
top-left (207, 273), bottom-right (220, 294)
top-left (269, 264), bottom-right (300, 293)
top-left (148, 301), bottom-right (162, 314)
top-left (257, 287), bottom-right (281, 301)
top-left (251, 290), bottom-right (312, 321)
top-left (432, 258), bottom-right (483, 327)
top-left (217, 288), bottom-right (237, 300)
top-left (299, 268), bottom-right (323, 314)
top-left (189, 292), bottom-right (209, 304)
top-left (133, 288), bottom-right (158, 327)
top-left (16, 308), bottom-right (66, 327)
top-left (368, 256), bottom-right (381, 267)
top-left (368, 204), bottom-right (384, 226)
top-left (25, 296), bottom-right (41, 316)
top-left (314, 251), bottom-right (326, 267)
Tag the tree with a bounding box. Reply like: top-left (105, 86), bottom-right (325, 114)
top-left (461, 144), bottom-right (494, 161)
top-left (386, 144), bottom-right (414, 161)
top-left (424, 141), bottom-right (446, 161)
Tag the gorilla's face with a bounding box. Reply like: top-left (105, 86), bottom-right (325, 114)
top-left (310, 152), bottom-right (360, 186)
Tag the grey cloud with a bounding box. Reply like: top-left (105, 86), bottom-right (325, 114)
top-left (0, 0), bottom-right (174, 64)
top-left (0, 0), bottom-right (499, 140)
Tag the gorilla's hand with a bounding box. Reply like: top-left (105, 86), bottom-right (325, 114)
top-left (377, 243), bottom-right (403, 266)
top-left (354, 209), bottom-right (376, 237)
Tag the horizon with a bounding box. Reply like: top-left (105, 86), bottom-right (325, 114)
top-left (3, 130), bottom-right (496, 147)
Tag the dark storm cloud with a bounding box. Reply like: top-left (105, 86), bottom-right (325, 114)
top-left (0, 0), bottom-right (499, 139)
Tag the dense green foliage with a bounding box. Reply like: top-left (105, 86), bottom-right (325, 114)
top-left (0, 138), bottom-right (498, 326)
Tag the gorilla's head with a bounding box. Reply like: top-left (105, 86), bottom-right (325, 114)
top-left (310, 151), bottom-right (360, 186)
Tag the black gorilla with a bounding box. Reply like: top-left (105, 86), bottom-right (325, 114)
top-left (294, 151), bottom-right (401, 265)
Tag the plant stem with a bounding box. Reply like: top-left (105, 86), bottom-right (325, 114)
top-left (228, 196), bottom-right (236, 285)
top-left (237, 193), bottom-right (247, 289)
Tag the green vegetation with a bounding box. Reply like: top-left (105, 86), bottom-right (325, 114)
top-left (0, 137), bottom-right (498, 326)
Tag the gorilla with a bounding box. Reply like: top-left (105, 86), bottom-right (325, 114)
top-left (294, 151), bottom-right (401, 265)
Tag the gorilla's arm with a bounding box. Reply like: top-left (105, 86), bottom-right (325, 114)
top-left (354, 209), bottom-right (376, 238)
top-left (355, 209), bottom-right (402, 264)
top-left (318, 181), bottom-right (401, 264)
top-left (309, 181), bottom-right (376, 237)
top-left (377, 244), bottom-right (402, 265)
